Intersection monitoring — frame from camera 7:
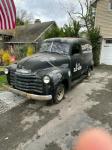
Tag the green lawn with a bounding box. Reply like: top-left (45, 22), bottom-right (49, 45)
top-left (0, 66), bottom-right (5, 72)
top-left (0, 75), bottom-right (7, 89)
top-left (0, 66), bottom-right (8, 90)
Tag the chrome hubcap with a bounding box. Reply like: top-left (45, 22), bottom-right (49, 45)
top-left (57, 86), bottom-right (64, 102)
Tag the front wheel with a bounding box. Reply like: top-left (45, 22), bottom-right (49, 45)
top-left (53, 84), bottom-right (65, 104)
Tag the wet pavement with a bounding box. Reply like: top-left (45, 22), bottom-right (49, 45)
top-left (0, 65), bottom-right (112, 150)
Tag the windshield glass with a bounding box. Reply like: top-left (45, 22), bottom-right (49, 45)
top-left (40, 41), bottom-right (70, 55)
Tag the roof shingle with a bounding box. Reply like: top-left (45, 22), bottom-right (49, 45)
top-left (0, 21), bottom-right (55, 43)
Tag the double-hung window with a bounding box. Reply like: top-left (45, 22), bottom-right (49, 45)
top-left (108, 0), bottom-right (112, 10)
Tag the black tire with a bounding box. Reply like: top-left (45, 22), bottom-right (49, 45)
top-left (87, 67), bottom-right (92, 77)
top-left (53, 84), bottom-right (65, 104)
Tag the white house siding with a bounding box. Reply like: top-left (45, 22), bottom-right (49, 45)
top-left (95, 0), bottom-right (112, 64)
top-left (95, 0), bottom-right (112, 38)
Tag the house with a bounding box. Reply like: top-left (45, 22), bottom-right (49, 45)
top-left (91, 0), bottom-right (112, 65)
top-left (0, 21), bottom-right (56, 51)
top-left (0, 31), bottom-right (13, 48)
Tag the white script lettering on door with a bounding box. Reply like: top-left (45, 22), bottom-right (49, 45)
top-left (74, 63), bottom-right (82, 72)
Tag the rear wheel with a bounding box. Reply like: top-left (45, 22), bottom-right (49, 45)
top-left (87, 67), bottom-right (92, 77)
top-left (53, 84), bottom-right (65, 104)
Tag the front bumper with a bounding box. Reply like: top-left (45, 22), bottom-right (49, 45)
top-left (4, 86), bottom-right (52, 101)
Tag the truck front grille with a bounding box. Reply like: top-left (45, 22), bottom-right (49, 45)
top-left (10, 70), bottom-right (43, 94)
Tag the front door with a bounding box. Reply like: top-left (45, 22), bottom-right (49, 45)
top-left (71, 43), bottom-right (83, 80)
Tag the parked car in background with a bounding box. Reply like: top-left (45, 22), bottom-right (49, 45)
top-left (5, 38), bottom-right (93, 104)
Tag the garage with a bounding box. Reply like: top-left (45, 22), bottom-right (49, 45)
top-left (100, 39), bottom-right (112, 65)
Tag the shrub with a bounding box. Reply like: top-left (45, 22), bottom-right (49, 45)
top-left (62, 21), bottom-right (81, 37)
top-left (88, 28), bottom-right (101, 66)
top-left (2, 51), bottom-right (11, 65)
top-left (44, 26), bottom-right (61, 39)
top-left (45, 21), bottom-right (81, 39)
top-left (19, 45), bottom-right (28, 58)
top-left (27, 45), bottom-right (34, 56)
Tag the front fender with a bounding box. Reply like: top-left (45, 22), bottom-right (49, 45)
top-left (8, 63), bottom-right (17, 70)
top-left (49, 70), bottom-right (63, 86)
top-left (48, 69), bottom-right (71, 88)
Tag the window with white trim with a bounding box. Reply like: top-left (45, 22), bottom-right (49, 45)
top-left (108, 0), bottom-right (112, 10)
top-left (106, 39), bottom-right (112, 44)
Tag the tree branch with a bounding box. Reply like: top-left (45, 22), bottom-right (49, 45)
top-left (79, 0), bottom-right (84, 16)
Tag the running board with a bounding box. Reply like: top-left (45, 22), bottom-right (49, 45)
top-left (71, 75), bottom-right (87, 88)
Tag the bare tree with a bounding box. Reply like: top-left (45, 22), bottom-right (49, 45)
top-left (58, 0), bottom-right (101, 65)
top-left (69, 0), bottom-right (95, 32)
top-left (70, 0), bottom-right (101, 66)
top-left (16, 9), bottom-right (33, 25)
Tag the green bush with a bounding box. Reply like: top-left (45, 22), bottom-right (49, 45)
top-left (45, 21), bottom-right (81, 39)
top-left (88, 28), bottom-right (101, 66)
top-left (0, 75), bottom-right (7, 88)
top-left (44, 26), bottom-right (63, 39)
top-left (63, 21), bottom-right (81, 37)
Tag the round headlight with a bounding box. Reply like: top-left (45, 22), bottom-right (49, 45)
top-left (43, 76), bottom-right (50, 84)
top-left (4, 68), bottom-right (9, 74)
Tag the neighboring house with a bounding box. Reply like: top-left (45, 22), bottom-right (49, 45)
top-left (0, 31), bottom-right (13, 48)
top-left (0, 21), bottom-right (56, 50)
top-left (91, 0), bottom-right (112, 65)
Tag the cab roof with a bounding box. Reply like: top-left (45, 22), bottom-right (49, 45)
top-left (44, 37), bottom-right (90, 44)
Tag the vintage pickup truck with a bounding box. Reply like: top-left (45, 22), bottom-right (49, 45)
top-left (5, 38), bottom-right (93, 104)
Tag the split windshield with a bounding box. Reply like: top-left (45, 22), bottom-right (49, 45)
top-left (40, 41), bottom-right (70, 55)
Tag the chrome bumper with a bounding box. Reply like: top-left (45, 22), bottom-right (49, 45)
top-left (4, 86), bottom-right (52, 101)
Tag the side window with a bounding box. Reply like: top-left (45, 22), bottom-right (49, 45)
top-left (81, 43), bottom-right (92, 54)
top-left (106, 39), bottom-right (112, 44)
top-left (108, 0), bottom-right (112, 10)
top-left (71, 43), bottom-right (81, 55)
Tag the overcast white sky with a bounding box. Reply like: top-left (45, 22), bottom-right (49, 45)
top-left (15, 0), bottom-right (81, 26)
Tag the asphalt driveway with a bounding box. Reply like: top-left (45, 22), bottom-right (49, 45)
top-left (0, 65), bottom-right (112, 150)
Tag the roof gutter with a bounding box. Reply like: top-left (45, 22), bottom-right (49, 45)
top-left (91, 0), bottom-right (98, 7)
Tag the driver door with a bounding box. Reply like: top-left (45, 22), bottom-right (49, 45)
top-left (71, 43), bottom-right (83, 80)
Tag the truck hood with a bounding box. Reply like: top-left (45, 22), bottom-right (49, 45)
top-left (17, 53), bottom-right (69, 73)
